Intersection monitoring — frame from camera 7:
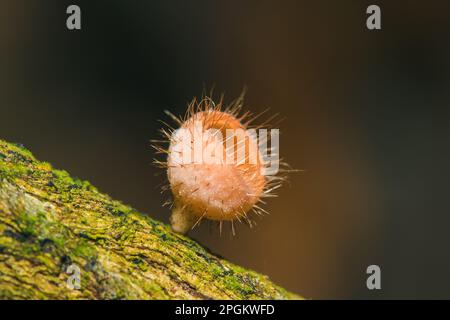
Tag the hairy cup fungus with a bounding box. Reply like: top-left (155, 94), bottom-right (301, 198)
top-left (152, 94), bottom-right (288, 235)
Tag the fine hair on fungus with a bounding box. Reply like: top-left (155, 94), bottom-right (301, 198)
top-left (152, 93), bottom-right (291, 235)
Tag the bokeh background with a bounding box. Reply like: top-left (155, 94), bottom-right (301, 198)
top-left (1, 0), bottom-right (449, 299)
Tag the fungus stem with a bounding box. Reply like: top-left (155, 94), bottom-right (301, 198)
top-left (169, 203), bottom-right (197, 234)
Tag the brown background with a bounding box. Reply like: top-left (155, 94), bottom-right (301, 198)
top-left (1, 1), bottom-right (450, 299)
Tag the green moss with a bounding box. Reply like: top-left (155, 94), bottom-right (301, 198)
top-left (1, 165), bottom-right (28, 180)
top-left (72, 240), bottom-right (97, 258)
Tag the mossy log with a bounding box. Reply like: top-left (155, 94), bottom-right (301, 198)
top-left (0, 139), bottom-right (299, 300)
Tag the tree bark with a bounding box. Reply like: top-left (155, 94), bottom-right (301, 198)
top-left (0, 139), bottom-right (300, 300)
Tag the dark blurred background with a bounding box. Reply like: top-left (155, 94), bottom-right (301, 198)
top-left (1, 0), bottom-right (449, 299)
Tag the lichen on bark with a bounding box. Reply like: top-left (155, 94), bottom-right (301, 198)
top-left (0, 139), bottom-right (300, 299)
